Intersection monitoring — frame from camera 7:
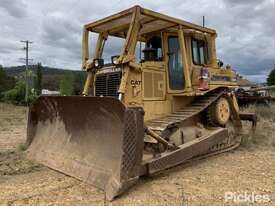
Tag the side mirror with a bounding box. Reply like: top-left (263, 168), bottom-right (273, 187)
top-left (217, 59), bottom-right (224, 68)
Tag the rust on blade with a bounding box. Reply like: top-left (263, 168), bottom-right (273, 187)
top-left (26, 96), bottom-right (144, 200)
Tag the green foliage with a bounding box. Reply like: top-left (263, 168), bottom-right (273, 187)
top-left (3, 81), bottom-right (26, 104)
top-left (2, 65), bottom-right (86, 98)
top-left (35, 63), bottom-right (42, 95)
top-left (0, 65), bottom-right (16, 98)
top-left (2, 81), bottom-right (37, 105)
top-left (267, 68), bottom-right (275, 86)
top-left (18, 143), bottom-right (28, 151)
top-left (4, 65), bottom-right (87, 94)
top-left (59, 71), bottom-right (86, 95)
top-left (73, 72), bottom-right (87, 95)
top-left (59, 71), bottom-right (75, 95)
top-left (42, 75), bottom-right (61, 91)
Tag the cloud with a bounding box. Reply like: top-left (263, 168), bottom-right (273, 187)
top-left (223, 0), bottom-right (263, 7)
top-left (0, 39), bottom-right (19, 53)
top-left (0, 0), bottom-right (274, 82)
top-left (0, 0), bottom-right (27, 18)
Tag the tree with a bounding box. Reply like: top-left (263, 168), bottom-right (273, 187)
top-left (73, 71), bottom-right (87, 95)
top-left (0, 65), bottom-right (16, 98)
top-left (267, 68), bottom-right (275, 86)
top-left (3, 81), bottom-right (26, 104)
top-left (35, 62), bottom-right (43, 95)
top-left (59, 71), bottom-right (74, 95)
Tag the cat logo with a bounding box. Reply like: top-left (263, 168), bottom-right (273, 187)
top-left (130, 80), bottom-right (142, 86)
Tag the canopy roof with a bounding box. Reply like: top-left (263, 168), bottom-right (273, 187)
top-left (84, 5), bottom-right (216, 39)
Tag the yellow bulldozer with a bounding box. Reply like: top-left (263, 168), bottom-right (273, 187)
top-left (26, 6), bottom-right (257, 200)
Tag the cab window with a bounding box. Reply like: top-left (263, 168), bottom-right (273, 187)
top-left (142, 36), bottom-right (163, 62)
top-left (168, 36), bottom-right (184, 90)
top-left (191, 38), bottom-right (208, 65)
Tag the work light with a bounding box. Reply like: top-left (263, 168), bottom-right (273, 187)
top-left (111, 55), bottom-right (120, 65)
top-left (93, 59), bottom-right (104, 68)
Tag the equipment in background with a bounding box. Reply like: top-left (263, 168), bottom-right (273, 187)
top-left (236, 85), bottom-right (275, 106)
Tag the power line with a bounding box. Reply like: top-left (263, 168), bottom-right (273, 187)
top-left (20, 40), bottom-right (33, 104)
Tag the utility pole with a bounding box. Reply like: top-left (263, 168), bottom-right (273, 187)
top-left (203, 16), bottom-right (205, 27)
top-left (20, 40), bottom-right (33, 104)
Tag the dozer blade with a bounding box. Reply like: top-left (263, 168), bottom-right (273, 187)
top-left (26, 96), bottom-right (144, 200)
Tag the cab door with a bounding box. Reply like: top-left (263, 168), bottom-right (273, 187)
top-left (166, 35), bottom-right (185, 91)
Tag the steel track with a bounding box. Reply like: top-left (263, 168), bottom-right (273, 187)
top-left (146, 89), bottom-right (243, 157)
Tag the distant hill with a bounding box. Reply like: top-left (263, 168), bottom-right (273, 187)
top-left (4, 65), bottom-right (259, 92)
top-left (4, 65), bottom-right (86, 92)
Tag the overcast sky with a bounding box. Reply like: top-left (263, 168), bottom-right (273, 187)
top-left (0, 0), bottom-right (274, 82)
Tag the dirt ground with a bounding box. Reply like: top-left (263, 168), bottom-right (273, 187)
top-left (0, 103), bottom-right (275, 206)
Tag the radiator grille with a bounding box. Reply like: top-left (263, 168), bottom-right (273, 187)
top-left (95, 72), bottom-right (121, 97)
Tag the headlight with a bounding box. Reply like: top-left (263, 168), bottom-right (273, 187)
top-left (93, 59), bottom-right (104, 68)
top-left (111, 55), bottom-right (120, 65)
top-left (94, 60), bottom-right (99, 67)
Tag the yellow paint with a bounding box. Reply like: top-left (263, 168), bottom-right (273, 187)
top-left (82, 6), bottom-right (239, 120)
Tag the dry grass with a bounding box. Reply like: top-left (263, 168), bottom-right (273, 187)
top-left (0, 103), bottom-right (27, 151)
top-left (0, 103), bottom-right (275, 205)
top-left (240, 104), bottom-right (275, 149)
top-left (0, 103), bottom-right (27, 127)
top-left (17, 142), bottom-right (28, 151)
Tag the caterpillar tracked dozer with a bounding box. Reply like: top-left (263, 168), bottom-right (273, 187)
top-left (26, 6), bottom-right (257, 200)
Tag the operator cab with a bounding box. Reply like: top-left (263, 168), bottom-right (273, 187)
top-left (142, 36), bottom-right (163, 62)
top-left (82, 6), bottom-right (237, 99)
